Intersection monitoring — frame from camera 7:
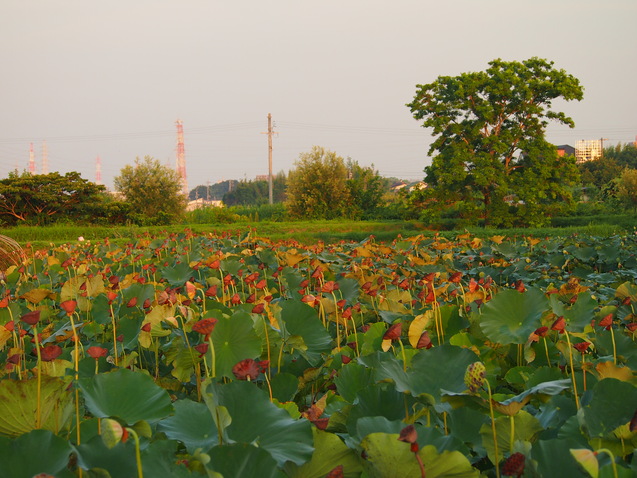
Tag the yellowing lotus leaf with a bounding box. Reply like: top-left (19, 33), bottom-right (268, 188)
top-left (284, 250), bottom-right (307, 267)
top-left (408, 311), bottom-right (433, 348)
top-left (595, 361), bottom-right (633, 381)
top-left (20, 288), bottom-right (54, 304)
top-left (0, 326), bottom-right (11, 349)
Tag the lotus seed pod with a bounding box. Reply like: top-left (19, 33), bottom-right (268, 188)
top-left (464, 361), bottom-right (486, 393)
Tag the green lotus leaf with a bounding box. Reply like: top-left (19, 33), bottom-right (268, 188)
top-left (211, 311), bottom-right (262, 378)
top-left (480, 409), bottom-right (543, 464)
top-left (360, 433), bottom-right (479, 478)
top-left (0, 429), bottom-right (73, 478)
top-left (479, 287), bottom-right (548, 344)
top-left (203, 380), bottom-right (313, 466)
top-left (284, 428), bottom-right (363, 478)
top-left (277, 299), bottom-right (332, 365)
top-left (582, 378), bottom-right (637, 437)
top-left (532, 438), bottom-right (589, 478)
top-left (334, 362), bottom-right (375, 403)
top-left (160, 261), bottom-right (196, 287)
top-left (269, 372), bottom-right (299, 402)
top-left (157, 399), bottom-right (218, 453)
top-left (78, 368), bottom-right (174, 425)
top-left (555, 292), bottom-right (597, 332)
top-left (0, 376), bottom-right (74, 437)
top-left (207, 443), bottom-right (285, 478)
top-left (76, 434), bottom-right (195, 477)
top-left (362, 345), bottom-right (479, 403)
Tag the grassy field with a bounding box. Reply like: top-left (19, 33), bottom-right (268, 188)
top-left (2, 218), bottom-right (635, 249)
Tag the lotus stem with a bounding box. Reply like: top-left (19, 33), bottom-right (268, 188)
top-left (510, 415), bottom-right (515, 453)
top-left (33, 324), bottom-right (42, 429)
top-left (109, 303), bottom-right (119, 366)
top-left (543, 337), bottom-right (551, 367)
top-left (207, 335), bottom-right (216, 379)
top-left (69, 312), bottom-right (82, 445)
top-left (398, 340), bottom-right (407, 372)
top-left (485, 380), bottom-right (500, 478)
top-left (596, 448), bottom-right (618, 478)
top-left (262, 317), bottom-right (272, 380)
top-left (126, 427), bottom-right (144, 478)
top-left (609, 326), bottom-right (617, 365)
top-left (563, 330), bottom-right (580, 410)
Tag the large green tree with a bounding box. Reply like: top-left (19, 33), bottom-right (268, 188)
top-left (407, 57), bottom-right (584, 227)
top-left (114, 156), bottom-right (187, 225)
top-left (0, 171), bottom-right (106, 226)
top-left (617, 168), bottom-right (637, 213)
top-left (345, 160), bottom-right (385, 218)
top-left (285, 146), bottom-right (351, 219)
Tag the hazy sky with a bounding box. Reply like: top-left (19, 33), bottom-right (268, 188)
top-left (1, 1), bottom-right (636, 191)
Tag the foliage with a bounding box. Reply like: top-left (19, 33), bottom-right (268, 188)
top-left (0, 230), bottom-right (636, 476)
top-left (616, 168), bottom-right (637, 213)
top-left (114, 156), bottom-right (187, 225)
top-left (604, 143), bottom-right (637, 170)
top-left (346, 160), bottom-right (386, 219)
top-left (579, 156), bottom-right (623, 191)
top-left (190, 180), bottom-right (237, 201)
top-left (0, 171), bottom-right (106, 226)
top-left (285, 146), bottom-right (352, 219)
top-left (223, 173), bottom-right (287, 207)
top-left (407, 57), bottom-right (584, 227)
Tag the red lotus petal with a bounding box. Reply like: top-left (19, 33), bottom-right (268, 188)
top-left (40, 345), bottom-right (63, 362)
top-left (232, 358), bottom-right (261, 380)
top-left (449, 272), bottom-right (462, 283)
top-left (550, 317), bottom-right (566, 333)
top-left (255, 279), bottom-right (267, 290)
top-left (0, 297), bottom-right (9, 308)
top-left (106, 291), bottom-right (118, 304)
top-left (21, 310), bottom-right (41, 326)
top-left (534, 326), bottom-right (549, 338)
top-left (204, 285), bottom-right (218, 297)
top-left (341, 355), bottom-right (352, 364)
top-left (193, 343), bottom-right (209, 356)
top-left (324, 465), bottom-right (344, 478)
top-left (416, 331), bottom-right (432, 349)
top-left (251, 303), bottom-right (265, 314)
top-left (141, 323), bottom-right (151, 332)
top-left (192, 318), bottom-right (217, 336)
top-left (397, 424), bottom-right (418, 444)
top-left (383, 323), bottom-right (402, 341)
top-left (126, 297), bottom-right (138, 308)
top-left (230, 293), bottom-right (241, 305)
top-left (599, 313), bottom-right (613, 329)
top-left (87, 346), bottom-right (108, 359)
top-left (573, 341), bottom-right (591, 354)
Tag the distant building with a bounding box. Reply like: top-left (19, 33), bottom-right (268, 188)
top-left (187, 198), bottom-right (223, 211)
top-left (556, 145), bottom-right (576, 157)
top-left (575, 140), bottom-right (603, 163)
top-left (255, 175), bottom-right (269, 182)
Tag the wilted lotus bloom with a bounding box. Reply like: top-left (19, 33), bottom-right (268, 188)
top-left (232, 358), bottom-right (261, 380)
top-left (39, 344), bottom-right (63, 362)
top-left (464, 362), bottom-right (486, 394)
top-left (501, 452), bottom-right (525, 477)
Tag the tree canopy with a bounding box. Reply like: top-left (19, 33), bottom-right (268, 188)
top-left (407, 57), bottom-right (584, 227)
top-left (114, 156), bottom-right (187, 225)
top-left (0, 171), bottom-right (106, 226)
top-left (285, 146), bottom-right (352, 219)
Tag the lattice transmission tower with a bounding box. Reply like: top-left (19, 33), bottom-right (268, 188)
top-left (95, 155), bottom-right (102, 185)
top-left (176, 120), bottom-right (188, 196)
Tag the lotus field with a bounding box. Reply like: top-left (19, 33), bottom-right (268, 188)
top-left (1, 230), bottom-right (637, 478)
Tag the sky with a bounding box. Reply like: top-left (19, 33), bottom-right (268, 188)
top-left (1, 0), bottom-right (636, 191)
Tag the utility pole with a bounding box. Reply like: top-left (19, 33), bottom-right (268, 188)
top-left (261, 113), bottom-right (276, 205)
